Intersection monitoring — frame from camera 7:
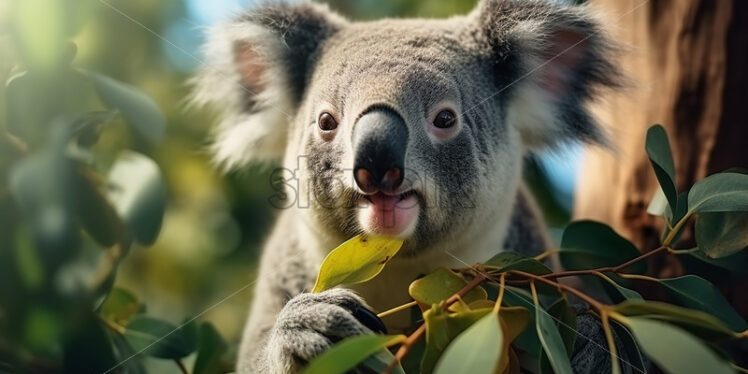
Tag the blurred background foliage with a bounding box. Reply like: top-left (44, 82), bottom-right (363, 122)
top-left (0, 0), bottom-right (576, 372)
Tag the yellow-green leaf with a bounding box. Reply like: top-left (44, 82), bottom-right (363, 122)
top-left (433, 312), bottom-right (503, 374)
top-left (409, 267), bottom-right (488, 307)
top-left (312, 235), bottom-right (404, 293)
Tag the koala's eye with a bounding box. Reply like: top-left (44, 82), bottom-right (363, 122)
top-left (433, 110), bottom-right (457, 129)
top-left (318, 112), bottom-right (338, 131)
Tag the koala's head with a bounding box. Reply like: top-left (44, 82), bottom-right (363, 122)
top-left (193, 0), bottom-right (619, 254)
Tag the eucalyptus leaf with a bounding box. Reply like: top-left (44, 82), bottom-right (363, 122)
top-left (360, 349), bottom-right (406, 374)
top-left (433, 312), bottom-right (503, 374)
top-left (645, 125), bottom-right (678, 214)
top-left (89, 71), bottom-right (166, 142)
top-left (409, 267), bottom-right (487, 307)
top-left (656, 275), bottom-right (747, 331)
top-left (301, 334), bottom-right (405, 374)
top-left (98, 287), bottom-right (140, 326)
top-left (614, 300), bottom-right (738, 341)
top-left (534, 292), bottom-right (573, 374)
top-left (501, 287), bottom-right (541, 358)
top-left (546, 298), bottom-right (577, 357)
top-left (560, 221), bottom-right (645, 273)
top-left (312, 235), bottom-right (403, 293)
top-left (193, 322), bottom-right (229, 374)
top-left (688, 172), bottom-right (748, 213)
top-left (76, 168), bottom-right (123, 247)
top-left (695, 212), bottom-right (748, 259)
top-left (597, 273), bottom-right (642, 303)
top-left (611, 322), bottom-right (647, 374)
top-left (484, 252), bottom-right (552, 275)
top-left (626, 317), bottom-right (734, 374)
top-left (421, 306), bottom-right (493, 373)
top-left (124, 316), bottom-right (198, 359)
top-left (107, 151), bottom-right (167, 246)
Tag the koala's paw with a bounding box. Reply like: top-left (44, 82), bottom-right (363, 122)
top-left (261, 289), bottom-right (386, 373)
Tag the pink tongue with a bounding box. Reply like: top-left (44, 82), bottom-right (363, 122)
top-left (368, 193), bottom-right (398, 211)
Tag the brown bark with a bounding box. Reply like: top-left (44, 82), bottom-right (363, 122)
top-left (575, 0), bottom-right (748, 313)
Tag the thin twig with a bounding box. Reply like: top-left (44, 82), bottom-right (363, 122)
top-left (377, 301), bottom-right (418, 319)
top-left (506, 270), bottom-right (606, 311)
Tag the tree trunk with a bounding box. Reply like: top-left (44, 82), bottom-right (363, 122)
top-left (575, 0), bottom-right (748, 313)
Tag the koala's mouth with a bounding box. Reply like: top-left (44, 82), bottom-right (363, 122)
top-left (357, 190), bottom-right (420, 238)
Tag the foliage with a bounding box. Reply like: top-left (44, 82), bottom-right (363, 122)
top-left (0, 3), bottom-right (231, 373)
top-left (308, 124), bottom-right (748, 374)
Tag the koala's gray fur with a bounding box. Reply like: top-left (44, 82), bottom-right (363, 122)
top-left (192, 0), bottom-right (629, 373)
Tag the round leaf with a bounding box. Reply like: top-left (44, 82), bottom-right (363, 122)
top-left (560, 221), bottom-right (644, 273)
top-left (98, 287), bottom-right (140, 326)
top-left (89, 71), bottom-right (166, 142)
top-left (626, 317), bottom-right (734, 374)
top-left (695, 212), bottom-right (748, 259)
top-left (312, 235), bottom-right (404, 293)
top-left (302, 334), bottom-right (405, 374)
top-left (409, 267), bottom-right (487, 307)
top-left (688, 172), bottom-right (748, 213)
top-left (107, 151), bottom-right (167, 246)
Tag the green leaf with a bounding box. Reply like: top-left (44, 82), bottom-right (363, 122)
top-left (686, 250), bottom-right (746, 273)
top-left (645, 125), bottom-right (678, 215)
top-left (360, 349), bottom-right (406, 374)
top-left (433, 312), bottom-right (503, 374)
top-left (9, 125), bottom-right (78, 259)
top-left (409, 267), bottom-right (487, 307)
top-left (89, 71), bottom-right (166, 142)
top-left (422, 306), bottom-right (493, 374)
top-left (688, 172), bottom-right (748, 213)
top-left (124, 317), bottom-right (198, 359)
top-left (193, 322), bottom-right (228, 374)
top-left (107, 329), bottom-right (147, 374)
top-left (533, 289), bottom-right (573, 374)
top-left (312, 235), bottom-right (404, 293)
top-left (655, 275), bottom-right (747, 331)
top-left (484, 252), bottom-right (552, 275)
top-left (302, 334), bottom-right (405, 374)
top-left (625, 317), bottom-right (734, 374)
top-left (107, 151), bottom-right (167, 246)
top-left (614, 300), bottom-right (738, 342)
top-left (98, 287), bottom-right (140, 326)
top-left (546, 298), bottom-right (576, 357)
top-left (560, 221), bottom-right (644, 273)
top-left (597, 273), bottom-right (642, 303)
top-left (695, 212), bottom-right (748, 258)
top-left (611, 322), bottom-right (647, 374)
top-left (501, 287), bottom-right (541, 358)
top-left (76, 168), bottom-right (123, 247)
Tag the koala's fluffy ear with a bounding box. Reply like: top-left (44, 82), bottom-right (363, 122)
top-left (191, 3), bottom-right (345, 169)
top-left (474, 0), bottom-right (621, 150)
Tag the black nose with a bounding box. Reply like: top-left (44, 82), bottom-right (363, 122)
top-left (352, 107), bottom-right (408, 194)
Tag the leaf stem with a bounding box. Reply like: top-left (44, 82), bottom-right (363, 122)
top-left (377, 301), bottom-right (418, 319)
top-left (493, 273), bottom-right (506, 314)
top-left (663, 211), bottom-right (693, 246)
top-left (538, 246), bottom-right (670, 281)
top-left (534, 249), bottom-right (560, 261)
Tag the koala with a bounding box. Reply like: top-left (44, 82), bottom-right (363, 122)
top-left (193, 0), bottom-right (631, 373)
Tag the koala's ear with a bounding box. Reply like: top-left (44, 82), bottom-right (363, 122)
top-left (474, 0), bottom-right (622, 150)
top-left (191, 3), bottom-right (346, 169)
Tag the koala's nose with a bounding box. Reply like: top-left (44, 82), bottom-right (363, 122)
top-left (352, 108), bottom-right (408, 194)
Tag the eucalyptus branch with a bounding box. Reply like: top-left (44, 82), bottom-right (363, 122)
top-left (505, 270), bottom-right (607, 312)
top-left (537, 245), bottom-right (670, 281)
top-left (383, 271), bottom-right (488, 374)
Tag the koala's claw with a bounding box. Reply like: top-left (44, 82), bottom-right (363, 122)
top-left (261, 289), bottom-right (381, 373)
